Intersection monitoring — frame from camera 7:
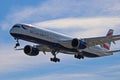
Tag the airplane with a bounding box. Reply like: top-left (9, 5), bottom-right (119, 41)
top-left (9, 23), bottom-right (120, 62)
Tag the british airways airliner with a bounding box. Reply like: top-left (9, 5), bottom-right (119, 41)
top-left (9, 23), bottom-right (120, 62)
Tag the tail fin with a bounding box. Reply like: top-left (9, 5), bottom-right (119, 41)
top-left (101, 29), bottom-right (114, 50)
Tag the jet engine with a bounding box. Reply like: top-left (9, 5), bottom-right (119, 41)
top-left (24, 45), bottom-right (39, 56)
top-left (71, 38), bottom-right (87, 49)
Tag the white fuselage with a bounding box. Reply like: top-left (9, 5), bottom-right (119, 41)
top-left (10, 24), bottom-right (112, 58)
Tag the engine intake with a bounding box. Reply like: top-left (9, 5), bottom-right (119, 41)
top-left (71, 38), bottom-right (87, 49)
top-left (24, 45), bottom-right (39, 56)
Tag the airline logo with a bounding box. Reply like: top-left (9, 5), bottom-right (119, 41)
top-left (103, 29), bottom-right (113, 50)
top-left (106, 29), bottom-right (113, 36)
top-left (103, 43), bottom-right (110, 50)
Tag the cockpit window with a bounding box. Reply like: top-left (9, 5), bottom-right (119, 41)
top-left (13, 25), bottom-right (20, 28)
top-left (21, 25), bottom-right (27, 30)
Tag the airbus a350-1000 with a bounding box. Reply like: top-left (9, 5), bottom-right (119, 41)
top-left (9, 24), bottom-right (120, 62)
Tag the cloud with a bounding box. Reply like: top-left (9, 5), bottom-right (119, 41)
top-left (34, 17), bottom-right (120, 37)
top-left (1, 0), bottom-right (120, 30)
top-left (19, 62), bottom-right (120, 80)
top-left (0, 44), bottom-right (51, 74)
top-left (104, 0), bottom-right (120, 15)
top-left (22, 73), bottom-right (100, 80)
top-left (21, 69), bottom-right (120, 80)
top-left (34, 17), bottom-right (120, 29)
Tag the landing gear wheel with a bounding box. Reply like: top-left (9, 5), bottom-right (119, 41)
top-left (50, 50), bottom-right (60, 62)
top-left (81, 56), bottom-right (84, 59)
top-left (74, 54), bottom-right (84, 60)
top-left (50, 58), bottom-right (60, 62)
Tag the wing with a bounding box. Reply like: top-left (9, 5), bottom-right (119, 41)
top-left (15, 44), bottom-right (52, 52)
top-left (84, 35), bottom-right (120, 47)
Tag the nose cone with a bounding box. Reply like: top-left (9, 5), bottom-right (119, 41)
top-left (9, 24), bottom-right (20, 37)
top-left (9, 26), bottom-right (14, 35)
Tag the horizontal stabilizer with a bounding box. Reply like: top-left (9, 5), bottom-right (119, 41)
top-left (107, 49), bottom-right (120, 53)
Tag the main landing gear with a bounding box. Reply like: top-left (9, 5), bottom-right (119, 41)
top-left (50, 50), bottom-right (60, 62)
top-left (14, 39), bottom-right (20, 48)
top-left (74, 54), bottom-right (84, 59)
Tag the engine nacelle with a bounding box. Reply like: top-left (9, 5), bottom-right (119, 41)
top-left (71, 38), bottom-right (87, 49)
top-left (24, 45), bottom-right (39, 56)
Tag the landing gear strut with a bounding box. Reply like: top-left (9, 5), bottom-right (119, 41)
top-left (14, 39), bottom-right (20, 48)
top-left (50, 50), bottom-right (60, 62)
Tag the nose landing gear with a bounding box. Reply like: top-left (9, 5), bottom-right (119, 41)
top-left (14, 39), bottom-right (20, 48)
